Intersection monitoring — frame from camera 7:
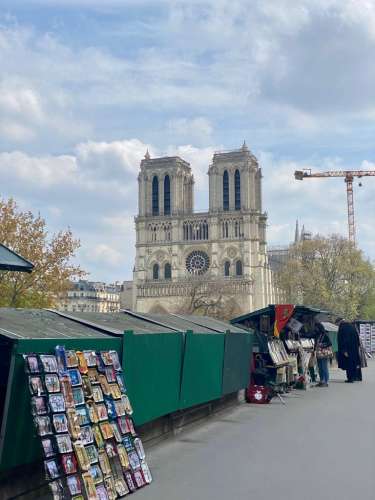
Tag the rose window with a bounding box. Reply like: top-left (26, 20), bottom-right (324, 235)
top-left (186, 251), bottom-right (210, 275)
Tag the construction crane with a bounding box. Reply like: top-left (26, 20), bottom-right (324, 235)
top-left (294, 168), bottom-right (375, 244)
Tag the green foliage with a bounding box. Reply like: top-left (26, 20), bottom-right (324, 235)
top-left (276, 234), bottom-right (375, 320)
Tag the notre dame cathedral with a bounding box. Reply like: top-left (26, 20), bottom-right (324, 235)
top-left (133, 143), bottom-right (276, 315)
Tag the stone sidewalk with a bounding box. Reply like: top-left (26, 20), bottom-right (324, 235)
top-left (136, 361), bottom-right (374, 500)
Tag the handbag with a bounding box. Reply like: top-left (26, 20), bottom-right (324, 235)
top-left (316, 346), bottom-right (333, 359)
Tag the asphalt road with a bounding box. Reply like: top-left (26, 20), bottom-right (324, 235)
top-left (136, 361), bottom-right (375, 500)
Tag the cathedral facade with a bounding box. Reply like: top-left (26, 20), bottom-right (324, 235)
top-left (133, 143), bottom-right (276, 315)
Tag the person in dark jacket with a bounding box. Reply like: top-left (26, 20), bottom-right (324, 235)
top-left (336, 318), bottom-right (362, 383)
top-left (314, 322), bottom-right (332, 387)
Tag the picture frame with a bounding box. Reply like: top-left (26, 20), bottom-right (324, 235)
top-left (127, 417), bottom-right (136, 437)
top-left (100, 351), bottom-right (113, 366)
top-left (25, 355), bottom-right (40, 374)
top-left (96, 484), bottom-right (109, 500)
top-left (98, 448), bottom-right (111, 475)
top-left (65, 350), bottom-right (79, 368)
top-left (105, 367), bottom-right (116, 384)
top-left (87, 402), bottom-right (99, 424)
top-left (45, 374), bottom-right (60, 393)
top-left (85, 444), bottom-right (99, 464)
top-left (49, 479), bottom-right (64, 499)
top-left (128, 450), bottom-right (141, 470)
top-left (122, 395), bottom-right (133, 416)
top-left (40, 355), bottom-right (58, 373)
top-left (68, 368), bottom-right (82, 387)
top-left (134, 438), bottom-right (145, 460)
top-left (76, 406), bottom-right (90, 426)
top-left (116, 443), bottom-right (129, 469)
top-left (93, 425), bottom-right (105, 449)
top-left (67, 474), bottom-right (82, 495)
top-left (44, 458), bottom-right (60, 480)
top-left (84, 351), bottom-right (97, 367)
top-left (89, 464), bottom-right (103, 485)
top-left (41, 437), bottom-right (56, 458)
top-left (55, 345), bottom-right (68, 375)
top-left (109, 350), bottom-right (121, 371)
top-left (141, 461), bottom-right (152, 484)
top-left (52, 413), bottom-right (69, 433)
top-left (56, 433), bottom-right (73, 454)
top-left (104, 440), bottom-right (117, 459)
top-left (105, 399), bottom-right (117, 419)
top-left (117, 416), bottom-right (128, 435)
top-left (108, 383), bottom-right (122, 400)
top-left (122, 434), bottom-right (133, 452)
top-left (99, 421), bottom-right (114, 440)
top-left (80, 425), bottom-right (94, 446)
top-left (73, 442), bottom-right (90, 471)
top-left (133, 469), bottom-right (146, 488)
top-left (104, 477), bottom-right (117, 500)
top-left (99, 374), bottom-right (111, 396)
top-left (124, 471), bottom-right (137, 492)
top-left (31, 396), bottom-right (48, 416)
top-left (35, 415), bottom-right (52, 436)
top-left (49, 393), bottom-right (65, 413)
top-left (116, 374), bottom-right (126, 394)
top-left (111, 422), bottom-right (122, 444)
top-left (72, 387), bottom-right (85, 407)
top-left (115, 477), bottom-right (131, 496)
top-left (60, 375), bottom-right (75, 408)
top-left (82, 376), bottom-right (93, 399)
top-left (76, 351), bottom-right (88, 374)
top-left (61, 453), bottom-right (78, 474)
top-left (66, 408), bottom-right (81, 439)
top-left (29, 376), bottom-right (45, 396)
top-left (92, 385), bottom-right (104, 403)
top-left (96, 403), bottom-right (108, 421)
top-left (88, 368), bottom-right (100, 385)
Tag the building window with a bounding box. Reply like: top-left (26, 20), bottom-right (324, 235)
top-left (153, 263), bottom-right (159, 280)
top-left (235, 169), bottom-right (241, 210)
top-left (165, 262), bottom-right (172, 280)
top-left (224, 261), bottom-right (230, 277)
top-left (152, 176), bottom-right (159, 215)
top-left (164, 175), bottom-right (171, 215)
top-left (236, 260), bottom-right (243, 276)
top-left (223, 170), bottom-right (229, 210)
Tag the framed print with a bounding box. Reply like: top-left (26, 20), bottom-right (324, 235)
top-left (122, 434), bottom-right (133, 452)
top-left (29, 376), bottom-right (45, 396)
top-left (117, 416), bottom-right (128, 435)
top-left (104, 477), bottom-right (117, 500)
top-left (116, 374), bottom-right (126, 394)
top-left (96, 403), bottom-right (108, 422)
top-left (60, 375), bottom-right (75, 408)
top-left (109, 350), bottom-right (121, 371)
top-left (126, 417), bottom-right (136, 436)
top-left (100, 351), bottom-right (113, 366)
top-left (85, 444), bottom-right (99, 464)
top-left (105, 367), bottom-right (116, 383)
top-left (49, 393), bottom-right (65, 413)
top-left (141, 462), bottom-right (152, 484)
top-left (92, 385), bottom-right (104, 403)
top-left (25, 355), bottom-right (40, 374)
top-left (76, 351), bottom-right (88, 374)
top-left (96, 484), bottom-right (109, 500)
top-left (65, 350), bottom-right (79, 368)
top-left (115, 477), bottom-right (130, 496)
top-left (35, 415), bottom-right (52, 436)
top-left (133, 469), bottom-right (146, 488)
top-left (89, 464), bottom-right (103, 485)
top-left (61, 453), bottom-right (78, 474)
top-left (67, 474), bottom-right (82, 496)
top-left (98, 448), bottom-right (111, 475)
top-left (128, 450), bottom-right (141, 470)
top-left (93, 425), bottom-right (104, 449)
top-left (116, 444), bottom-right (129, 469)
top-left (124, 472), bottom-right (136, 493)
top-left (87, 402), bottom-right (99, 424)
top-left (72, 387), bottom-right (85, 407)
top-left (45, 374), bottom-right (60, 393)
top-left (55, 345), bottom-right (68, 375)
top-left (82, 376), bottom-right (93, 399)
top-left (68, 368), bottom-right (82, 387)
top-left (41, 437), bottom-right (56, 458)
top-left (52, 413), bottom-right (68, 433)
top-left (134, 438), bottom-right (145, 460)
top-left (88, 368), bottom-right (100, 385)
top-left (49, 479), bottom-right (64, 499)
top-left (31, 396), bottom-right (48, 416)
top-left (99, 375), bottom-right (111, 396)
top-left (111, 422), bottom-right (122, 444)
top-left (84, 351), bottom-right (97, 367)
top-left (105, 399), bottom-right (117, 419)
top-left (122, 395), bottom-right (133, 416)
top-left (114, 399), bottom-right (125, 417)
top-left (99, 421), bottom-right (114, 440)
top-left (76, 406), bottom-right (90, 426)
top-left (104, 440), bottom-right (117, 459)
top-left (40, 355), bottom-right (58, 373)
top-left (44, 458), bottom-right (60, 480)
top-left (73, 442), bottom-right (90, 471)
top-left (56, 434), bottom-right (73, 454)
top-left (67, 408), bottom-right (81, 439)
top-left (109, 383), bottom-right (121, 400)
top-left (80, 425), bottom-right (94, 446)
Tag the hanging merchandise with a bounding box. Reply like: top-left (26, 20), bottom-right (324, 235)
top-left (24, 347), bottom-right (152, 499)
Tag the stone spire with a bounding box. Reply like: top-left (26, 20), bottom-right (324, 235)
top-left (294, 220), bottom-right (300, 243)
top-left (144, 149), bottom-right (150, 160)
top-left (241, 140), bottom-right (249, 152)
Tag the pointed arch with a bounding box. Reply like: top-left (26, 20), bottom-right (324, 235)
top-left (152, 176), bottom-right (159, 215)
top-left (164, 262), bottom-right (172, 280)
top-left (153, 263), bottom-right (159, 280)
top-left (235, 260), bottom-right (243, 276)
top-left (223, 170), bottom-right (229, 210)
top-left (164, 174), bottom-right (171, 215)
top-left (224, 261), bottom-right (230, 277)
top-left (235, 169), bottom-right (241, 210)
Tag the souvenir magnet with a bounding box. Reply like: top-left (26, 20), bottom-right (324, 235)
top-left (45, 374), bottom-right (60, 393)
top-left (68, 368), bottom-right (82, 387)
top-left (61, 453), bottom-right (78, 474)
top-left (82, 376), bottom-right (93, 399)
top-left (72, 387), bottom-right (85, 407)
top-left (44, 458), bottom-right (60, 480)
top-left (111, 422), bottom-right (122, 443)
top-left (89, 464), bottom-right (103, 484)
top-left (105, 398), bottom-right (117, 419)
top-left (99, 421), bottom-right (114, 440)
top-left (104, 440), bottom-right (117, 458)
top-left (114, 399), bottom-right (126, 417)
top-left (115, 477), bottom-right (131, 496)
top-left (66, 408), bottom-right (81, 440)
top-left (104, 477), bottom-right (117, 500)
top-left (122, 395), bottom-right (133, 415)
top-left (73, 442), bottom-right (90, 471)
top-left (41, 437), bottom-right (56, 458)
top-left (31, 396), bottom-right (48, 416)
top-left (80, 425), bottom-right (94, 446)
top-left (75, 405), bottom-right (90, 426)
top-left (56, 433), bottom-right (73, 453)
top-left (52, 413), bottom-right (69, 433)
top-left (96, 403), bottom-right (108, 421)
top-left (134, 438), bottom-right (145, 460)
top-left (87, 368), bottom-right (100, 385)
top-left (99, 374), bottom-right (111, 396)
top-left (82, 471), bottom-right (97, 500)
top-left (67, 474), bottom-right (82, 495)
top-left (49, 479), bottom-right (64, 500)
top-left (76, 351), bottom-right (88, 374)
top-left (29, 375), bottom-right (45, 396)
top-left (93, 425), bottom-right (105, 448)
top-left (60, 375), bottom-right (75, 408)
top-left (49, 393), bottom-right (65, 413)
top-left (124, 471), bottom-right (137, 492)
top-left (92, 385), bottom-right (104, 403)
top-left (65, 350), bottom-right (79, 368)
top-left (122, 434), bottom-right (133, 452)
top-left (85, 444), bottom-right (99, 464)
top-left (84, 351), bottom-right (97, 367)
top-left (133, 469), bottom-right (146, 488)
top-left (55, 345), bottom-right (68, 375)
top-left (109, 383), bottom-right (121, 400)
top-left (87, 402), bottom-right (99, 424)
top-left (96, 484), bottom-right (109, 500)
top-left (116, 443), bottom-right (129, 469)
top-left (141, 461), bottom-right (152, 484)
top-left (109, 350), bottom-right (121, 371)
top-left (128, 450), bottom-right (141, 470)
top-left (116, 373), bottom-right (126, 394)
top-left (126, 416), bottom-right (136, 436)
top-left (98, 448), bottom-right (111, 475)
top-left (35, 415), bottom-right (53, 436)
top-left (105, 367), bottom-right (116, 383)
top-left (39, 355), bottom-right (58, 373)
top-left (100, 351), bottom-right (113, 366)
top-left (25, 354), bottom-right (40, 374)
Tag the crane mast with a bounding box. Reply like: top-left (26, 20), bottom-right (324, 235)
top-left (294, 169), bottom-right (375, 244)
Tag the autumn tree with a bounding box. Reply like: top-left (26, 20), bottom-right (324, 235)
top-left (276, 234), bottom-right (375, 320)
top-left (0, 198), bottom-right (85, 308)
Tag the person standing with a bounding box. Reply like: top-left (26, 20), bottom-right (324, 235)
top-left (336, 319), bottom-right (362, 383)
top-left (314, 322), bottom-right (332, 387)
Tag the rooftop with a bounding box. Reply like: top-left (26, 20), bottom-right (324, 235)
top-left (0, 244), bottom-right (34, 273)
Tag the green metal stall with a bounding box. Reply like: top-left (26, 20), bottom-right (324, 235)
top-left (222, 331), bottom-right (254, 395)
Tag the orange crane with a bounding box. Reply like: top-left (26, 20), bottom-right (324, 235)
top-left (294, 168), bottom-right (375, 244)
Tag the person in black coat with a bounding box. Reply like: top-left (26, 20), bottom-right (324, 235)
top-left (336, 319), bottom-right (362, 383)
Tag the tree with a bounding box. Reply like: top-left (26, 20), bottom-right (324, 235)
top-left (276, 234), bottom-right (375, 320)
top-left (0, 198), bottom-right (85, 307)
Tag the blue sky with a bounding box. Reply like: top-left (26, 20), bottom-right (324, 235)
top-left (1, 0), bottom-right (374, 281)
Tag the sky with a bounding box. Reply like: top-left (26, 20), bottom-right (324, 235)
top-left (1, 0), bottom-right (375, 282)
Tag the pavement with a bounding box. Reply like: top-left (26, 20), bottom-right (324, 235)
top-left (136, 360), bottom-right (375, 500)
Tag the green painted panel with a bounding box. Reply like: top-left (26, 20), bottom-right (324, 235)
top-left (222, 332), bottom-right (253, 395)
top-left (122, 332), bottom-right (183, 426)
top-left (180, 332), bottom-right (225, 409)
top-left (0, 337), bottom-right (121, 473)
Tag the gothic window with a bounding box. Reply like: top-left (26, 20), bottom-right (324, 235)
top-left (223, 170), bottom-right (229, 210)
top-left (153, 263), bottom-right (159, 280)
top-left (224, 261), bottom-right (230, 277)
top-left (236, 260), bottom-right (243, 276)
top-left (164, 263), bottom-right (172, 280)
top-left (164, 175), bottom-right (171, 215)
top-left (152, 176), bottom-right (159, 215)
top-left (235, 169), bottom-right (241, 210)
